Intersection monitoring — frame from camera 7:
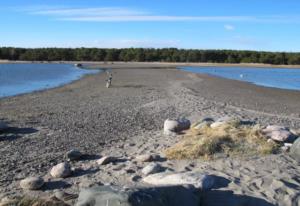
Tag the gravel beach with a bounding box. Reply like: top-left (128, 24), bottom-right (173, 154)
top-left (1, 63), bottom-right (300, 205)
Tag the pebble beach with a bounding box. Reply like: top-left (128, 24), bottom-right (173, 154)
top-left (0, 62), bottom-right (300, 206)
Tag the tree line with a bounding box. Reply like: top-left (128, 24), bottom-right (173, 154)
top-left (1, 47), bottom-right (300, 65)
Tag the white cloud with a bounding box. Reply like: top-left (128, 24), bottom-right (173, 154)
top-left (1, 38), bottom-right (181, 48)
top-left (20, 6), bottom-right (300, 23)
top-left (224, 24), bottom-right (235, 30)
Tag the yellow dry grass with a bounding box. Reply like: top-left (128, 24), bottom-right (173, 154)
top-left (165, 119), bottom-right (279, 160)
top-left (0, 196), bottom-right (69, 206)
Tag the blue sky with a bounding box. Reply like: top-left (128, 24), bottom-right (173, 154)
top-left (1, 0), bottom-right (300, 51)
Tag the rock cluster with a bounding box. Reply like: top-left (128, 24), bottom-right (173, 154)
top-left (262, 125), bottom-right (296, 142)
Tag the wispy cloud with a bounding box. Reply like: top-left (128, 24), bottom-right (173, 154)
top-left (20, 6), bottom-right (300, 23)
top-left (224, 24), bottom-right (235, 30)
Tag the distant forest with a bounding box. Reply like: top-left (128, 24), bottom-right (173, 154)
top-left (1, 47), bottom-right (300, 65)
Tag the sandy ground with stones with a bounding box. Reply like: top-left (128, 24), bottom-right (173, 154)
top-left (1, 63), bottom-right (300, 206)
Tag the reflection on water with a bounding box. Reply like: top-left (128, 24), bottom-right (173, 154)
top-left (182, 66), bottom-right (300, 91)
top-left (0, 63), bottom-right (99, 97)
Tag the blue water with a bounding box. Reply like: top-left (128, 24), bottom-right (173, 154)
top-left (182, 66), bottom-right (300, 91)
top-left (0, 63), bottom-right (99, 98)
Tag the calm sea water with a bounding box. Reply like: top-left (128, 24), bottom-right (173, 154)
top-left (0, 63), bottom-right (99, 98)
top-left (182, 66), bottom-right (300, 91)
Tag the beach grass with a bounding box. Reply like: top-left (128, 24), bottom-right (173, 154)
top-left (165, 119), bottom-right (280, 160)
top-left (0, 196), bottom-right (69, 206)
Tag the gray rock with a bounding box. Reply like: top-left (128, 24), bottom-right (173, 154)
top-left (76, 185), bottom-right (201, 206)
top-left (97, 156), bottom-right (117, 165)
top-left (66, 149), bottom-right (82, 161)
top-left (290, 137), bottom-right (300, 162)
top-left (142, 163), bottom-right (164, 176)
top-left (177, 118), bottom-right (191, 131)
top-left (50, 162), bottom-right (72, 178)
top-left (164, 119), bottom-right (179, 134)
top-left (164, 118), bottom-right (191, 135)
top-left (135, 154), bottom-right (153, 162)
top-left (143, 172), bottom-right (215, 190)
top-left (20, 177), bottom-right (44, 190)
top-left (262, 125), bottom-right (296, 142)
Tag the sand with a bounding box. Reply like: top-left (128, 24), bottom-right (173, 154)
top-left (0, 63), bottom-right (300, 205)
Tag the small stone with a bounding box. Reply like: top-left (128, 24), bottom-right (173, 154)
top-left (142, 163), bottom-right (164, 176)
top-left (20, 177), bottom-right (44, 190)
top-left (164, 118), bottom-right (191, 135)
top-left (97, 156), bottom-right (117, 165)
top-left (50, 163), bottom-right (72, 178)
top-left (65, 149), bottom-right (82, 161)
top-left (136, 154), bottom-right (153, 162)
top-left (164, 119), bottom-right (180, 134)
top-left (177, 118), bottom-right (191, 131)
top-left (143, 172), bottom-right (215, 190)
top-left (131, 175), bottom-right (142, 182)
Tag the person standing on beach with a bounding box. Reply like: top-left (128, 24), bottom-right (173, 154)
top-left (106, 72), bottom-right (113, 88)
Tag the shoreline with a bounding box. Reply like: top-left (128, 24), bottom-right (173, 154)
top-left (0, 64), bottom-right (300, 205)
top-left (1, 60), bottom-right (300, 69)
top-left (0, 64), bottom-right (102, 100)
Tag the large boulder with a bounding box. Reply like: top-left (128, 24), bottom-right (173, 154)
top-left (76, 185), bottom-right (200, 206)
top-left (143, 172), bottom-right (214, 190)
top-left (50, 162), bottom-right (72, 178)
top-left (20, 177), bottom-right (44, 190)
top-left (262, 125), bottom-right (296, 142)
top-left (290, 137), bottom-right (300, 162)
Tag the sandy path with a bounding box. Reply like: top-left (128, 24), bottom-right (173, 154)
top-left (0, 66), bottom-right (300, 205)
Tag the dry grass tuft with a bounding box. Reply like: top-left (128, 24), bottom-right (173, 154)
top-left (165, 119), bottom-right (280, 160)
top-left (0, 196), bottom-right (69, 206)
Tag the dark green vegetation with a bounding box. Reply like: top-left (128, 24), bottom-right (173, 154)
top-left (1, 47), bottom-right (300, 65)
